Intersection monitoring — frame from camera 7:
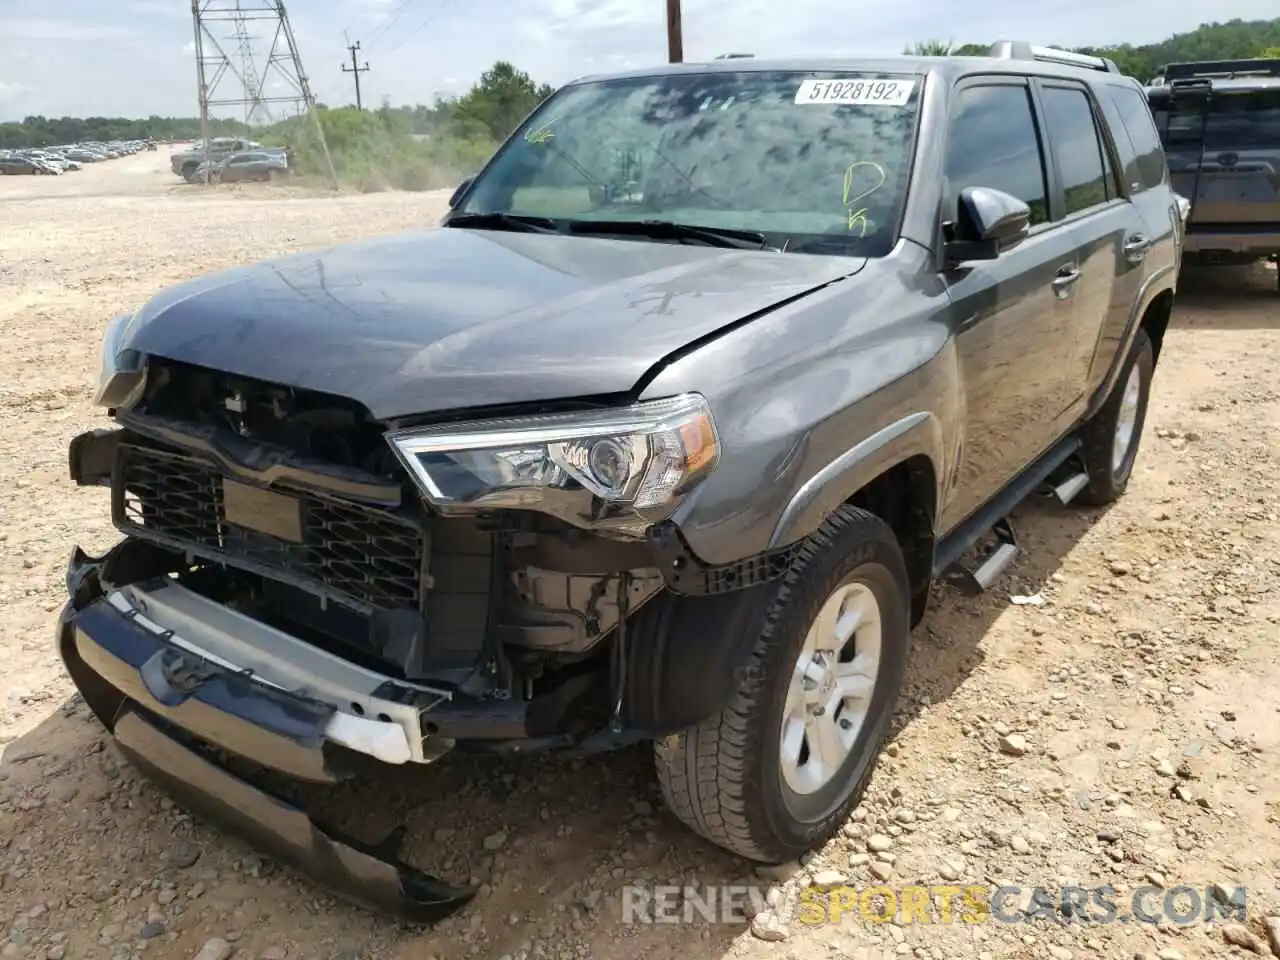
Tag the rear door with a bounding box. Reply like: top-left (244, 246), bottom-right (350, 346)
top-left (1154, 85), bottom-right (1280, 228)
top-left (1030, 78), bottom-right (1136, 423)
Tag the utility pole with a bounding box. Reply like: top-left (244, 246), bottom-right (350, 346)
top-left (665, 0), bottom-right (682, 63)
top-left (341, 40), bottom-right (370, 110)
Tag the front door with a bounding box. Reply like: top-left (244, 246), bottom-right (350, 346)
top-left (939, 78), bottom-right (1082, 530)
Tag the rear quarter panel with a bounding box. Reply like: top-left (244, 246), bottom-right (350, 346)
top-left (1087, 81), bottom-right (1179, 407)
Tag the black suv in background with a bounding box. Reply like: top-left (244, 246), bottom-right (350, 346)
top-left (62, 42), bottom-right (1180, 919)
top-left (1147, 57), bottom-right (1280, 286)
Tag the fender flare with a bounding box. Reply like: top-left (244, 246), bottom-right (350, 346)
top-left (1085, 265), bottom-right (1176, 421)
top-left (766, 410), bottom-right (944, 551)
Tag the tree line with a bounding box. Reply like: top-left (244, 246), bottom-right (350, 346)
top-left (5, 17), bottom-right (1279, 152)
top-left (907, 16), bottom-right (1280, 80)
top-left (0, 59), bottom-right (552, 150)
top-left (4, 17), bottom-right (1278, 190)
top-left (5, 16), bottom-right (1279, 151)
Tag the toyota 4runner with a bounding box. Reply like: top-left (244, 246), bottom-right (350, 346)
top-left (61, 41), bottom-right (1181, 921)
top-left (1146, 56), bottom-right (1280, 288)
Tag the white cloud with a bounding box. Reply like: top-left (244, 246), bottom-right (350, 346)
top-left (0, 81), bottom-right (30, 103)
top-left (0, 17), bottom-right (139, 42)
top-left (1, 0), bottom-right (1279, 120)
top-left (126, 0), bottom-right (189, 19)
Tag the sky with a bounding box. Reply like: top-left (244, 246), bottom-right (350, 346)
top-left (0, 0), bottom-right (1278, 121)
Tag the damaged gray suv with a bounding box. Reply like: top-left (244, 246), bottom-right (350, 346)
top-left (61, 42), bottom-right (1180, 920)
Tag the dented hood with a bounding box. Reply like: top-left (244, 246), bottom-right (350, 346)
top-left (124, 226), bottom-right (863, 420)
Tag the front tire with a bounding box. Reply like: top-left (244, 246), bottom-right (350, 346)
top-left (1075, 327), bottom-right (1154, 506)
top-left (654, 506), bottom-right (911, 862)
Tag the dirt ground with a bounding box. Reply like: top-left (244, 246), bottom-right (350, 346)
top-left (0, 151), bottom-right (1277, 960)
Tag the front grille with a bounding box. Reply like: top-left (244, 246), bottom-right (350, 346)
top-left (113, 442), bottom-right (427, 613)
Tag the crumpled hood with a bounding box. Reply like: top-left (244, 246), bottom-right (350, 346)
top-left (125, 226), bottom-right (864, 420)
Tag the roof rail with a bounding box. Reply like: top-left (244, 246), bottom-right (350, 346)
top-left (714, 53), bottom-right (754, 59)
top-left (987, 40), bottom-right (1120, 73)
top-left (1161, 57), bottom-right (1280, 81)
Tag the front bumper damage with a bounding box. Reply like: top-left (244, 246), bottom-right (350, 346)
top-left (57, 548), bottom-right (477, 923)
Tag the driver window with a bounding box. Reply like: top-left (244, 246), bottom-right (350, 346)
top-left (945, 83), bottom-right (1050, 226)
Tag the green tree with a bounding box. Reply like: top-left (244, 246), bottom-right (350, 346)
top-left (905, 39), bottom-right (954, 56)
top-left (449, 61), bottom-right (555, 142)
top-left (912, 16), bottom-right (1280, 82)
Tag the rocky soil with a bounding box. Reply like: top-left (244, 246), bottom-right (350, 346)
top-left (1, 152), bottom-right (1277, 960)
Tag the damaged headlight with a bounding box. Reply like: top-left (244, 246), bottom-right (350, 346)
top-left (386, 394), bottom-right (719, 534)
top-left (93, 312), bottom-right (147, 409)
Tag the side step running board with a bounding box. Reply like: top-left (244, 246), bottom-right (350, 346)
top-left (943, 518), bottom-right (1018, 595)
top-left (1049, 469), bottom-right (1090, 505)
top-left (932, 434), bottom-right (1083, 595)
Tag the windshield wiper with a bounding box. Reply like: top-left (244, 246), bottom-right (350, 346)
top-left (446, 212), bottom-right (560, 234)
top-left (566, 219), bottom-right (768, 250)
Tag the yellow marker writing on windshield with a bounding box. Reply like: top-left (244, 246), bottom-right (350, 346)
top-left (842, 160), bottom-right (886, 236)
top-left (525, 125), bottom-right (554, 145)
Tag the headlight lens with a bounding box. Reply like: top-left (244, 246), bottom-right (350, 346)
top-left (386, 394), bottom-right (719, 532)
top-left (93, 313), bottom-right (147, 408)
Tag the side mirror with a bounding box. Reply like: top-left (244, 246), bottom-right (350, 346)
top-left (448, 176), bottom-right (475, 209)
top-left (944, 186), bottom-right (1031, 264)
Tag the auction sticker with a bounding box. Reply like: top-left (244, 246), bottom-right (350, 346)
top-left (794, 78), bottom-right (915, 106)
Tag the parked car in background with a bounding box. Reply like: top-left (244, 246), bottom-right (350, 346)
top-left (171, 137), bottom-right (272, 179)
top-left (65, 148), bottom-right (106, 163)
top-left (21, 151), bottom-right (68, 172)
top-left (1146, 56), bottom-right (1280, 289)
top-left (217, 150), bottom-right (290, 182)
top-left (0, 156), bottom-right (46, 175)
top-left (185, 149), bottom-right (290, 184)
top-left (0, 141), bottom-right (142, 173)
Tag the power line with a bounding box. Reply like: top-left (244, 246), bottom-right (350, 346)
top-left (365, 0), bottom-right (416, 48)
top-left (341, 40), bottom-right (371, 109)
top-left (380, 0), bottom-right (454, 57)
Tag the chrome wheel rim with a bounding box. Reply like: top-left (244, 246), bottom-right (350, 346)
top-left (779, 582), bottom-right (883, 795)
top-left (1112, 364), bottom-right (1142, 474)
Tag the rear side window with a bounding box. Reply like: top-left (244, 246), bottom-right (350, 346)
top-left (945, 83), bottom-right (1049, 225)
top-left (1108, 86), bottom-right (1167, 190)
top-left (1038, 85), bottom-right (1113, 216)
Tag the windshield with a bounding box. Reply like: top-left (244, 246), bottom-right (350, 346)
top-left (456, 69), bottom-right (923, 256)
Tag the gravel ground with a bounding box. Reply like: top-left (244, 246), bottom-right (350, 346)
top-left (1, 151), bottom-right (1278, 960)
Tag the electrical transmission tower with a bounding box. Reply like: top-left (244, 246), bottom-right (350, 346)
top-left (228, 3), bottom-right (269, 126)
top-left (189, 0), bottom-right (336, 183)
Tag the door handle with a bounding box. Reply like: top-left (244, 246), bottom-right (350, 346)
top-left (1051, 266), bottom-right (1081, 297)
top-left (1123, 233), bottom-right (1150, 264)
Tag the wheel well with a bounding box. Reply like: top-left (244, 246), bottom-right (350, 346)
top-left (1140, 290), bottom-right (1174, 365)
top-left (845, 455), bottom-right (937, 624)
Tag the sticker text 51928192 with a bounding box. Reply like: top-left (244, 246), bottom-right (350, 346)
top-left (794, 78), bottom-right (915, 107)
